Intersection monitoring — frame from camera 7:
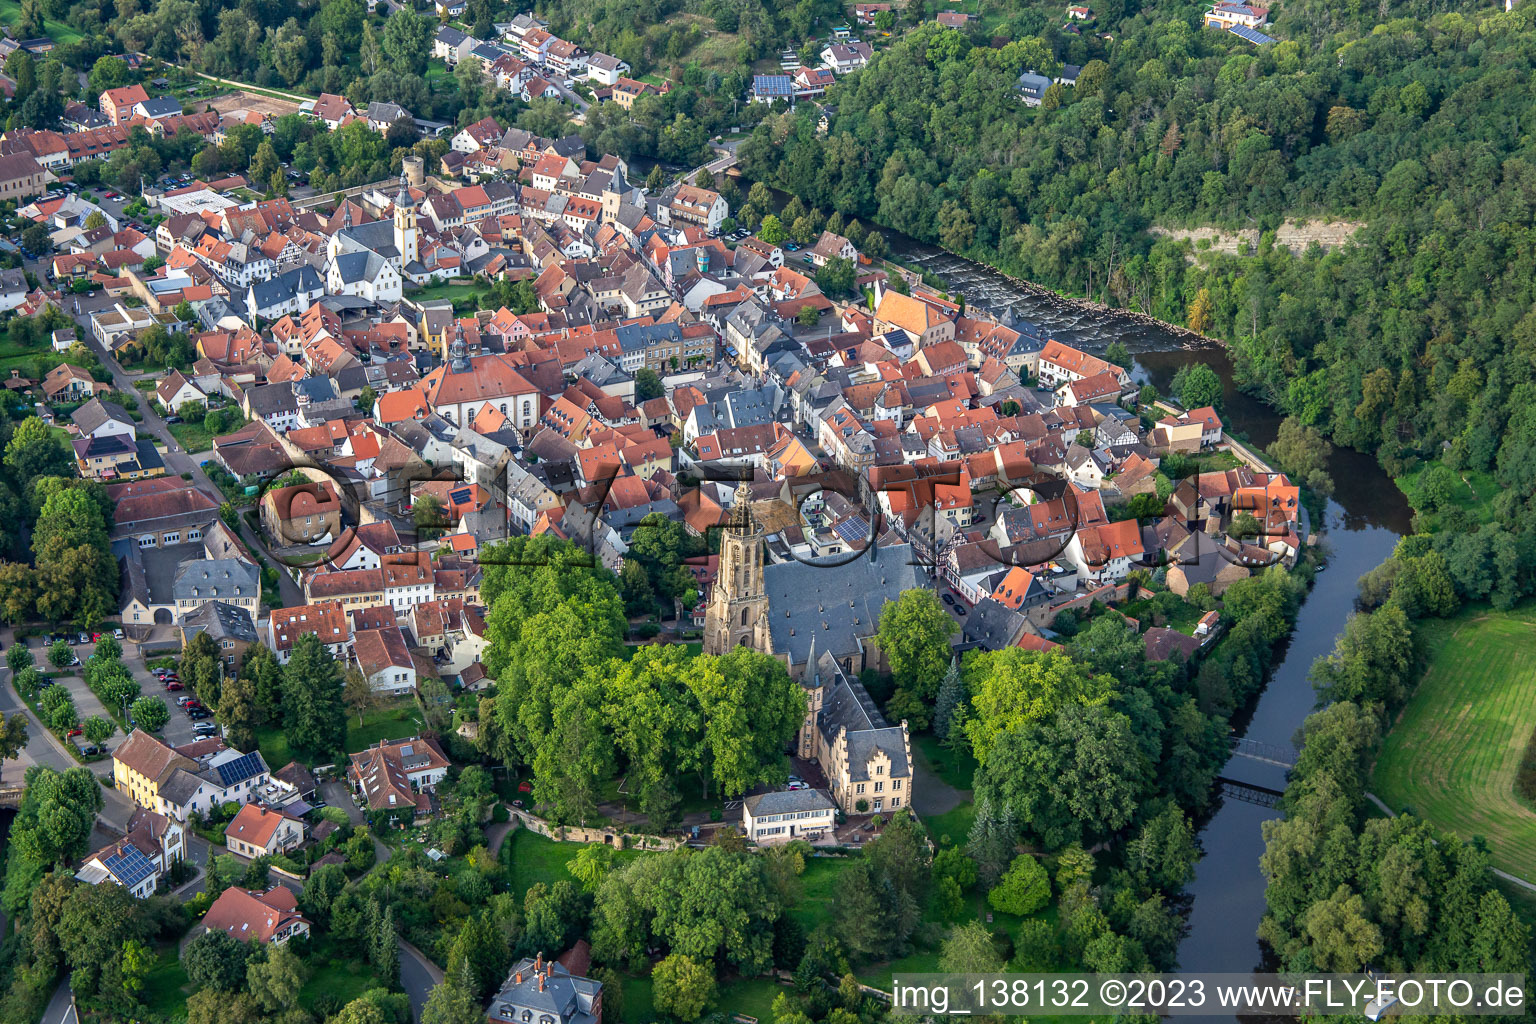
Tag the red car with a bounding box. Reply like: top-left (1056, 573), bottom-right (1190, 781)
top-left (66, 727), bottom-right (82, 737)
top-left (90, 633), bottom-right (101, 642)
top-left (164, 681), bottom-right (184, 691)
top-left (517, 781), bottom-right (532, 793)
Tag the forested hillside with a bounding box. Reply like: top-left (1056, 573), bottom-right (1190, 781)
top-left (739, 2), bottom-right (1536, 497)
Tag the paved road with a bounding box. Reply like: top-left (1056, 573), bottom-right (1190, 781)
top-left (399, 937), bottom-right (444, 1024)
top-left (39, 981), bottom-right (75, 1024)
top-left (69, 316), bottom-right (224, 495)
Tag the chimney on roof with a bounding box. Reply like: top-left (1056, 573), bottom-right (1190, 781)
top-left (539, 974), bottom-right (546, 992)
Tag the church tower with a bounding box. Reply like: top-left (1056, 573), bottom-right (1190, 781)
top-left (392, 170), bottom-right (419, 270)
top-left (704, 501), bottom-right (768, 654)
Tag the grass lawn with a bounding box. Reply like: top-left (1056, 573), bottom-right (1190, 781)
top-left (406, 280), bottom-right (482, 306)
top-left (922, 802), bottom-right (976, 849)
top-left (500, 828), bottom-right (652, 893)
top-left (138, 945), bottom-right (192, 1022)
top-left (912, 734), bottom-right (977, 792)
top-left (718, 976), bottom-right (788, 1019)
top-left (1395, 461), bottom-right (1498, 532)
top-left (300, 937), bottom-right (378, 1007)
top-left (256, 696), bottom-right (421, 767)
top-left (0, 0), bottom-right (83, 43)
top-left (168, 415), bottom-right (246, 454)
top-left (619, 974), bottom-right (656, 1023)
top-left (1372, 603), bottom-right (1536, 879)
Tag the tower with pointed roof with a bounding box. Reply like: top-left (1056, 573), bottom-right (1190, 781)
top-left (703, 501), bottom-right (768, 655)
top-left (448, 321), bottom-right (470, 374)
top-left (392, 170), bottom-right (419, 270)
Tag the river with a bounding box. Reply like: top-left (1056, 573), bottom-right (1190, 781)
top-left (884, 235), bottom-right (1413, 990)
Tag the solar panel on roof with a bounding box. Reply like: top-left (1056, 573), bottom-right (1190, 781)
top-left (102, 845), bottom-right (155, 888)
top-left (833, 515), bottom-right (870, 545)
top-left (1227, 24), bottom-right (1276, 42)
top-left (215, 752), bottom-right (263, 787)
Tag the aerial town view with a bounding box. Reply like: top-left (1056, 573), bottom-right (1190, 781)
top-left (0, 0), bottom-right (1527, 1019)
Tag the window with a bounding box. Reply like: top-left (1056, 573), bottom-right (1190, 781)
top-left (891, 797), bottom-right (900, 807)
top-left (856, 783), bottom-right (865, 795)
top-left (874, 782), bottom-right (884, 793)
top-left (893, 779), bottom-right (901, 791)
top-left (875, 765), bottom-right (884, 776)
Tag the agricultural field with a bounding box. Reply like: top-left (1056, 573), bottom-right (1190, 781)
top-left (1372, 604), bottom-right (1536, 879)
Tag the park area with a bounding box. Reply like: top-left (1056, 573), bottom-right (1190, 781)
top-left (1372, 604), bottom-right (1536, 879)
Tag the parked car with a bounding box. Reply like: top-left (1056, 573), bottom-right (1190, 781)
top-left (175, 695), bottom-right (196, 707)
top-left (164, 681), bottom-right (183, 691)
top-left (787, 781), bottom-right (809, 791)
top-left (187, 708), bottom-right (212, 720)
top-left (66, 727), bottom-right (82, 738)
top-left (942, 593), bottom-right (956, 606)
top-left (193, 722), bottom-right (218, 737)
top-left (76, 632), bottom-right (88, 645)
top-left (113, 628), bottom-right (125, 640)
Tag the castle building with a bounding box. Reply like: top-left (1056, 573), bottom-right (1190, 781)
top-left (703, 501), bottom-right (920, 815)
top-left (703, 501), bottom-right (923, 677)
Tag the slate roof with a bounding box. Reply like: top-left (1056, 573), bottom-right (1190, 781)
top-left (761, 544), bottom-right (921, 666)
top-left (172, 559), bottom-right (258, 602)
top-left (744, 788), bottom-right (836, 816)
top-left (249, 265), bottom-right (322, 310)
top-left (181, 600), bottom-right (258, 644)
top-left (72, 396), bottom-right (133, 436)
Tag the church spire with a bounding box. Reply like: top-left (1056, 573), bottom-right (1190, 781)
top-left (449, 321), bottom-right (469, 373)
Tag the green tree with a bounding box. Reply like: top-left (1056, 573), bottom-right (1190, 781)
top-left (12, 764), bottom-right (103, 863)
top-left (423, 967), bottom-right (485, 1024)
top-left (940, 920), bottom-right (1006, 973)
top-left (182, 929), bottom-right (254, 991)
top-left (1172, 362), bottom-right (1222, 411)
top-left (130, 695), bottom-right (170, 732)
top-left (815, 255), bottom-right (857, 297)
top-left (876, 589), bottom-right (956, 725)
top-left (758, 213), bottom-right (788, 246)
top-left (444, 913), bottom-right (508, 1000)
top-left (932, 657), bottom-right (965, 741)
top-left (82, 715), bottom-right (113, 746)
top-left (216, 670), bottom-right (259, 750)
top-left (183, 629), bottom-right (223, 710)
top-left (634, 367), bottom-right (665, 401)
top-left (343, 666), bottom-right (377, 727)
top-left (0, 712), bottom-right (27, 782)
top-left (47, 637), bottom-right (72, 668)
top-left (988, 853), bottom-right (1050, 915)
top-left (653, 953), bottom-right (716, 1021)
top-left (963, 648), bottom-right (1108, 766)
top-left (246, 940), bottom-right (308, 1013)
top-left (977, 703), bottom-right (1148, 849)
top-left (7, 643), bottom-right (33, 674)
top-left (5, 417), bottom-right (70, 482)
top-left (282, 632), bottom-right (347, 757)
top-left (57, 880), bottom-right (151, 1002)
top-left (381, 10), bottom-right (433, 74)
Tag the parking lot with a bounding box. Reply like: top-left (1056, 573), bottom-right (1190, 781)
top-left (25, 634), bottom-right (214, 762)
